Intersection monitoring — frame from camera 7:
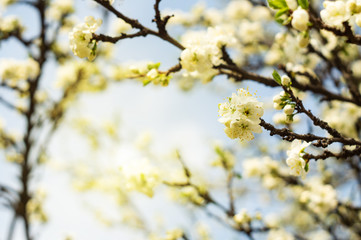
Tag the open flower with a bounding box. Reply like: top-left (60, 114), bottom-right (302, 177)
top-left (69, 16), bottom-right (102, 61)
top-left (286, 140), bottom-right (310, 178)
top-left (218, 88), bottom-right (264, 141)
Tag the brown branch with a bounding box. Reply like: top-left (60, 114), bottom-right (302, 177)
top-left (310, 14), bottom-right (361, 45)
top-left (283, 86), bottom-right (343, 138)
top-left (92, 31), bottom-right (149, 43)
top-left (0, 96), bottom-right (19, 112)
top-left (259, 118), bottom-right (361, 147)
top-left (163, 63), bottom-right (182, 76)
top-left (217, 63), bottom-right (361, 106)
top-left (92, 0), bottom-right (185, 50)
top-left (304, 146), bottom-right (361, 160)
top-left (7, 214), bottom-right (17, 240)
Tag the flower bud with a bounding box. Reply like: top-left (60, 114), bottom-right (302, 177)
top-left (284, 104), bottom-right (295, 115)
top-left (281, 75), bottom-right (291, 86)
top-left (291, 7), bottom-right (309, 32)
top-left (273, 94), bottom-right (282, 104)
top-left (297, 34), bottom-right (309, 48)
top-left (274, 102), bottom-right (283, 110)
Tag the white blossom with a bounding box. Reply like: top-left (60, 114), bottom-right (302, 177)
top-left (69, 16), bottom-right (102, 61)
top-left (292, 7), bottom-right (309, 32)
top-left (47, 0), bottom-right (74, 21)
top-left (281, 75), bottom-right (291, 86)
top-left (321, 1), bottom-right (350, 28)
top-left (300, 181), bottom-right (338, 215)
top-left (233, 209), bottom-right (251, 225)
top-left (283, 104), bottom-right (294, 115)
top-left (267, 229), bottom-right (295, 240)
top-left (180, 27), bottom-right (236, 83)
top-left (218, 88), bottom-right (264, 141)
top-left (225, 0), bottom-right (253, 20)
top-left (0, 15), bottom-right (24, 33)
top-left (121, 159), bottom-right (160, 197)
top-left (286, 140), bottom-right (310, 178)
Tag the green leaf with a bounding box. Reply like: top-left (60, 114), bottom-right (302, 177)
top-left (234, 172), bottom-right (242, 179)
top-left (142, 79), bottom-right (151, 86)
top-left (297, 0), bottom-right (309, 9)
top-left (267, 0), bottom-right (287, 9)
top-left (304, 162), bottom-right (309, 172)
top-left (147, 62), bottom-right (161, 70)
top-left (275, 18), bottom-right (284, 24)
top-left (275, 8), bottom-right (289, 18)
top-left (272, 70), bottom-right (282, 85)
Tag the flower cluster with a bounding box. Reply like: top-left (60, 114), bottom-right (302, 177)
top-left (0, 58), bottom-right (39, 88)
top-left (267, 229), bottom-right (295, 240)
top-left (0, 15), bottom-right (24, 34)
top-left (180, 27), bottom-right (236, 83)
top-left (55, 60), bottom-right (106, 92)
top-left (47, 0), bottom-right (74, 21)
top-left (321, 1), bottom-right (350, 28)
top-left (323, 101), bottom-right (361, 138)
top-left (111, 62), bottom-right (171, 86)
top-left (0, 0), bottom-right (16, 7)
top-left (286, 140), bottom-right (310, 178)
top-left (211, 143), bottom-right (235, 170)
top-left (273, 88), bottom-right (297, 124)
top-left (218, 88), bottom-right (264, 141)
top-left (300, 180), bottom-right (338, 215)
top-left (233, 209), bottom-right (252, 225)
top-left (69, 16), bottom-right (102, 61)
top-left (243, 156), bottom-right (288, 189)
top-left (150, 228), bottom-right (184, 240)
top-left (121, 159), bottom-right (160, 197)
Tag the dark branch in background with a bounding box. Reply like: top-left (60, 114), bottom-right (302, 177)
top-left (216, 49), bottom-right (361, 106)
top-left (7, 214), bottom-right (17, 240)
top-left (163, 151), bottom-right (269, 240)
top-left (0, 96), bottom-right (21, 113)
top-left (0, 30), bottom-right (33, 47)
top-left (92, 0), bottom-right (185, 50)
top-left (0, 82), bottom-right (28, 95)
top-left (309, 14), bottom-right (361, 46)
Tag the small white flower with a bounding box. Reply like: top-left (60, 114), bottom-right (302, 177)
top-left (297, 34), bottom-right (309, 48)
top-left (284, 104), bottom-right (295, 115)
top-left (300, 180), bottom-right (338, 215)
top-left (233, 209), bottom-right (251, 225)
top-left (273, 94), bottom-right (283, 104)
top-left (146, 68), bottom-right (158, 79)
top-left (286, 140), bottom-right (310, 178)
top-left (267, 229), bottom-right (295, 240)
top-left (218, 88), bottom-right (264, 141)
top-left (292, 7), bottom-right (309, 31)
top-left (281, 75), bottom-right (291, 86)
top-left (69, 16), bottom-right (102, 61)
